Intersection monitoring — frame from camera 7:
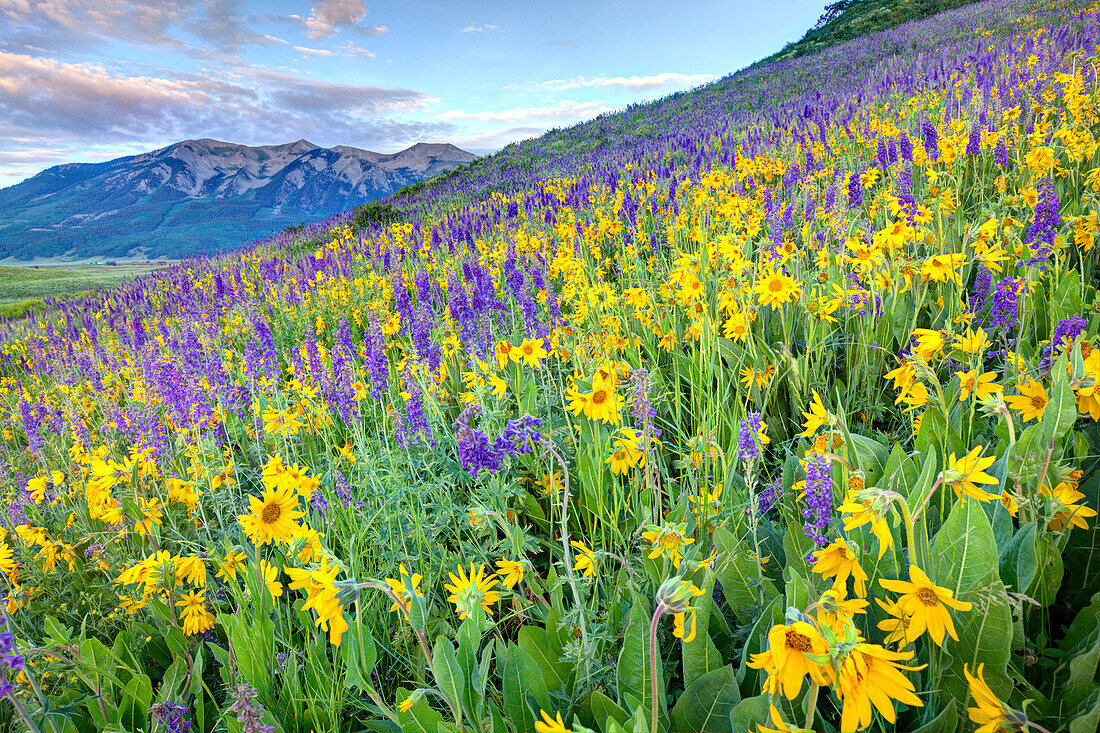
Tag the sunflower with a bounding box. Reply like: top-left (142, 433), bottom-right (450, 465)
top-left (955, 370), bottom-right (1001, 402)
top-left (511, 338), bottom-right (548, 368)
top-left (798, 390), bottom-right (833, 438)
top-left (747, 621), bottom-right (832, 699)
top-left (754, 270), bottom-right (801, 308)
top-left (911, 328), bottom-right (946, 360)
top-left (176, 589), bottom-right (216, 636)
top-left (570, 541), bottom-right (598, 578)
top-left (812, 537), bottom-right (869, 597)
top-left (815, 588), bottom-right (869, 635)
top-left (534, 710), bottom-right (570, 733)
top-left (1004, 379), bottom-right (1048, 422)
top-left (642, 523), bottom-right (695, 567)
top-left (258, 560), bottom-right (283, 598)
top-left (964, 663), bottom-right (1022, 733)
top-left (582, 373), bottom-right (623, 425)
top-left (383, 563), bottom-right (424, 613)
top-left (835, 643), bottom-right (924, 732)
top-left (238, 487), bottom-right (303, 546)
top-left (878, 565), bottom-right (972, 646)
top-left (943, 446), bottom-right (999, 502)
top-left (838, 491), bottom-right (895, 559)
top-left (495, 559), bottom-right (524, 589)
top-left (444, 563), bottom-right (500, 620)
top-left (1042, 481), bottom-right (1097, 531)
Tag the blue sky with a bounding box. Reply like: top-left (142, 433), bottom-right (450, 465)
top-left (0, 1), bottom-right (826, 187)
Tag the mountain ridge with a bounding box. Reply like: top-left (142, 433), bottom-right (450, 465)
top-left (0, 139), bottom-right (476, 261)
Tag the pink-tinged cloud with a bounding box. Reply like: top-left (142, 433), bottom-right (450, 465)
top-left (0, 51), bottom-right (445, 153)
top-left (536, 72), bottom-right (715, 91)
top-left (436, 100), bottom-right (611, 123)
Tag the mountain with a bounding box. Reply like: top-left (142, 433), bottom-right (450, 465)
top-left (0, 139), bottom-right (476, 261)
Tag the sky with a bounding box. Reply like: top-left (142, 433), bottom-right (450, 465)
top-left (0, 0), bottom-right (826, 188)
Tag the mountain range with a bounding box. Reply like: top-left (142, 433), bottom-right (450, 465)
top-left (0, 139), bottom-right (476, 261)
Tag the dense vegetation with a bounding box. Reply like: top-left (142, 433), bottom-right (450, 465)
top-left (0, 1), bottom-right (1098, 732)
top-left (758, 0), bottom-right (982, 64)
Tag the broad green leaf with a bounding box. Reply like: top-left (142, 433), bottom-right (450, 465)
top-left (588, 689), bottom-right (629, 733)
top-left (728, 695), bottom-right (771, 731)
top-left (1040, 358), bottom-right (1076, 450)
top-left (432, 636), bottom-right (466, 724)
top-left (932, 496), bottom-right (998, 597)
top-left (912, 701), bottom-right (957, 733)
top-left (1064, 628), bottom-right (1100, 712)
top-left (671, 665), bottom-right (740, 733)
top-left (1069, 689), bottom-right (1100, 733)
top-left (502, 643), bottom-right (549, 733)
top-left (933, 496), bottom-right (1012, 705)
top-left (342, 610), bottom-right (378, 692)
top-left (616, 598), bottom-right (662, 720)
top-left (713, 526), bottom-right (778, 622)
top-left (396, 687), bottom-right (444, 733)
top-left (519, 625), bottom-right (572, 695)
top-left (682, 568), bottom-right (722, 688)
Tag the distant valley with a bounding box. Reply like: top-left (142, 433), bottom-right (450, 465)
top-left (0, 139), bottom-right (476, 261)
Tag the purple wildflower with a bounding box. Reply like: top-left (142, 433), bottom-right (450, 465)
top-left (988, 277), bottom-right (1023, 332)
top-left (736, 412), bottom-right (764, 463)
top-left (802, 453), bottom-right (833, 551)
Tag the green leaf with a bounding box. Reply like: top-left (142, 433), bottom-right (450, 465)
top-left (342, 609), bottom-right (378, 692)
top-left (670, 665), bottom-right (740, 733)
top-left (932, 495), bottom-right (998, 597)
top-left (1064, 628), bottom-right (1100, 712)
top-left (933, 496), bottom-right (1013, 706)
top-left (588, 689), bottom-right (629, 733)
top-left (1069, 689), bottom-right (1100, 733)
top-left (519, 625), bottom-right (572, 695)
top-left (912, 701), bottom-right (958, 733)
top-left (396, 687), bottom-right (444, 733)
top-left (432, 636), bottom-right (466, 724)
top-left (727, 695), bottom-right (771, 731)
top-left (713, 526), bottom-right (778, 622)
top-left (502, 643), bottom-right (549, 733)
top-left (1040, 357), bottom-right (1076, 450)
top-left (736, 595), bottom-right (784, 687)
top-left (682, 568), bottom-right (722, 688)
top-left (616, 598), bottom-right (662, 717)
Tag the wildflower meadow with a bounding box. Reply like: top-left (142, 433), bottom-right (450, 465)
top-left (2, 1), bottom-right (1100, 731)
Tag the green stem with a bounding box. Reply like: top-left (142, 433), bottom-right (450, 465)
top-left (649, 602), bottom-right (665, 733)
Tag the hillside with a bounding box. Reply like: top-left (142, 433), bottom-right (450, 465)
top-left (758, 0), bottom-right (982, 64)
top-left (1, 1), bottom-right (1099, 732)
top-left (265, 0), bottom-right (1035, 254)
top-left (0, 139), bottom-right (475, 261)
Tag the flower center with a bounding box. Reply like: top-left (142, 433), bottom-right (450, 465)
top-left (916, 587), bottom-right (940, 606)
top-left (1031, 394), bottom-right (1048, 409)
top-left (769, 278), bottom-right (784, 293)
top-left (785, 629), bottom-right (813, 653)
top-left (591, 390), bottom-right (608, 406)
top-left (658, 533), bottom-right (682, 550)
top-left (261, 503), bottom-right (282, 524)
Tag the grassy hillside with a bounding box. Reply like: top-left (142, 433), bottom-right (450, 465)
top-left (0, 263), bottom-right (165, 318)
top-left (759, 0), bottom-right (982, 64)
top-left (1, 2), bottom-right (1099, 732)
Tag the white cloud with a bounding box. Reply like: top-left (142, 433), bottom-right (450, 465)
top-left (335, 40), bottom-right (376, 59)
top-left (459, 24), bottom-right (499, 34)
top-left (292, 0), bottom-right (386, 40)
top-left (294, 45), bottom-right (334, 56)
top-left (536, 72), bottom-right (715, 91)
top-left (0, 51), bottom-right (440, 148)
top-left (436, 99), bottom-right (610, 123)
